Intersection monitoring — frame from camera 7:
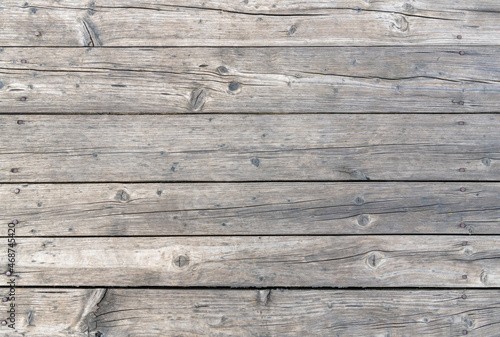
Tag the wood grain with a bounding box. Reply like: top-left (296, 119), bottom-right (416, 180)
top-left (1, 47), bottom-right (499, 113)
top-left (2, 183), bottom-right (499, 236)
top-left (2, 288), bottom-right (498, 337)
top-left (3, 236), bottom-right (499, 287)
top-left (1, 114), bottom-right (498, 182)
top-left (1, 0), bottom-right (500, 46)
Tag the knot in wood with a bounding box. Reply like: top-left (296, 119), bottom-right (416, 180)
top-left (391, 15), bottom-right (409, 33)
top-left (115, 190), bottom-right (130, 202)
top-left (174, 255), bottom-right (190, 268)
top-left (357, 214), bottom-right (371, 226)
top-left (189, 87), bottom-right (207, 111)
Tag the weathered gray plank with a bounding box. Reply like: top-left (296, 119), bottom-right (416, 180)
top-left (0, 288), bottom-right (104, 337)
top-left (0, 114), bottom-right (498, 182)
top-left (1, 0), bottom-right (500, 46)
top-left (2, 288), bottom-right (498, 337)
top-left (2, 183), bottom-right (499, 236)
top-left (3, 236), bottom-right (499, 287)
top-left (1, 47), bottom-right (499, 113)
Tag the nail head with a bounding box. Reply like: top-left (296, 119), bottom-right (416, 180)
top-left (459, 168), bottom-right (466, 172)
top-left (460, 187), bottom-right (466, 192)
top-left (5, 271), bottom-right (11, 276)
top-left (12, 220), bottom-right (18, 225)
top-left (19, 97), bottom-right (27, 101)
top-left (1, 297), bottom-right (7, 302)
top-left (463, 330), bottom-right (468, 335)
top-left (457, 35), bottom-right (462, 39)
top-left (462, 275), bottom-right (467, 280)
top-left (14, 188), bottom-right (20, 194)
top-left (11, 168), bottom-right (18, 173)
top-left (459, 51), bottom-right (465, 55)
top-left (21, 59), bottom-right (27, 64)
top-left (458, 121), bottom-right (465, 125)
top-left (0, 321), bottom-right (6, 326)
top-left (460, 223), bottom-right (466, 228)
top-left (462, 294), bottom-right (467, 299)
top-left (462, 241), bottom-right (467, 246)
top-left (34, 31), bottom-right (41, 36)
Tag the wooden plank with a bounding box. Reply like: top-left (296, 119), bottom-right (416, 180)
top-left (1, 47), bottom-right (499, 113)
top-left (3, 236), bottom-right (499, 287)
top-left (2, 0), bottom-right (500, 46)
top-left (0, 288), bottom-right (104, 337)
top-left (3, 288), bottom-right (499, 336)
top-left (2, 183), bottom-right (499, 236)
top-left (1, 114), bottom-right (498, 182)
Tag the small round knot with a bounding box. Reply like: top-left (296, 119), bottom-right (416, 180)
top-left (174, 255), bottom-right (190, 268)
top-left (229, 82), bottom-right (240, 91)
top-left (357, 214), bottom-right (371, 226)
top-left (216, 66), bottom-right (228, 74)
top-left (481, 158), bottom-right (491, 167)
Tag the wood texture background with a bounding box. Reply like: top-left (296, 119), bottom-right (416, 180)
top-left (2, 236), bottom-right (499, 287)
top-left (1, 0), bottom-right (499, 335)
top-left (1, 183), bottom-right (499, 236)
top-left (0, 47), bottom-right (499, 113)
top-left (1, 114), bottom-right (498, 182)
top-left (1, 0), bottom-right (500, 46)
top-left (1, 288), bottom-right (499, 336)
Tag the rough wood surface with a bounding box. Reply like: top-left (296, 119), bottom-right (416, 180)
top-left (2, 183), bottom-right (499, 236)
top-left (2, 288), bottom-right (498, 337)
top-left (1, 0), bottom-right (500, 46)
top-left (1, 47), bottom-right (499, 113)
top-left (1, 114), bottom-right (498, 182)
top-left (2, 236), bottom-right (499, 287)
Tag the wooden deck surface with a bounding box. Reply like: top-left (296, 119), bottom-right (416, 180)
top-left (1, 1), bottom-right (500, 336)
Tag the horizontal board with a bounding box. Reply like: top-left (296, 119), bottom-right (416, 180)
top-left (1, 0), bottom-right (500, 46)
top-left (2, 236), bottom-right (499, 287)
top-left (2, 288), bottom-right (498, 336)
top-left (1, 47), bottom-right (500, 113)
top-left (2, 183), bottom-right (500, 236)
top-left (0, 114), bottom-right (498, 182)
